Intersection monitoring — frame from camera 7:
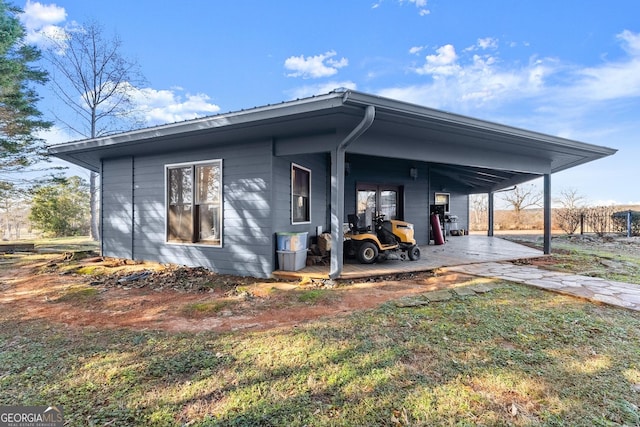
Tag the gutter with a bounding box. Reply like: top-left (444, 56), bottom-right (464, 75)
top-left (329, 103), bottom-right (376, 279)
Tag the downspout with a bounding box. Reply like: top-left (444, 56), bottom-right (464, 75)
top-left (329, 103), bottom-right (376, 279)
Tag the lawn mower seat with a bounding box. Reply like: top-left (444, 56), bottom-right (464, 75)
top-left (347, 214), bottom-right (369, 234)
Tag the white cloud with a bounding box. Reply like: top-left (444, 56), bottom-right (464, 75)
top-left (413, 31), bottom-right (640, 109)
top-left (284, 50), bottom-right (349, 79)
top-left (40, 124), bottom-right (74, 146)
top-left (19, 0), bottom-right (68, 47)
top-left (409, 45), bottom-right (426, 55)
top-left (618, 29), bottom-right (640, 55)
top-left (565, 30), bottom-right (640, 102)
top-left (384, 39), bottom-right (566, 111)
top-left (285, 81), bottom-right (357, 100)
top-left (372, 0), bottom-right (430, 15)
top-left (20, 0), bottom-right (66, 29)
top-left (478, 37), bottom-right (498, 50)
top-left (402, 0), bottom-right (430, 15)
top-left (464, 37), bottom-right (499, 52)
top-left (415, 44), bottom-right (460, 76)
top-left (129, 86), bottom-right (221, 125)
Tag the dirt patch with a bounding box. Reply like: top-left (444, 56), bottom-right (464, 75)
top-left (0, 253), bottom-right (473, 333)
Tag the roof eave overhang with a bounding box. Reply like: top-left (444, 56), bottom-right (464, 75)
top-left (342, 91), bottom-right (617, 162)
top-left (48, 92), bottom-right (351, 171)
top-left (48, 89), bottom-right (618, 178)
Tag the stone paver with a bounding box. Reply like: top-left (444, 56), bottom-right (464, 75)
top-left (445, 262), bottom-right (640, 312)
top-left (423, 290), bottom-right (453, 302)
top-left (452, 287), bottom-right (477, 297)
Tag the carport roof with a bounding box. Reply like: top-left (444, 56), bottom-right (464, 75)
top-left (49, 89), bottom-right (616, 192)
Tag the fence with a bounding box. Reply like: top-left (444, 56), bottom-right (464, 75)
top-left (556, 206), bottom-right (640, 236)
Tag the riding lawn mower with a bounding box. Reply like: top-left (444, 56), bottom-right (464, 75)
top-left (344, 213), bottom-right (421, 264)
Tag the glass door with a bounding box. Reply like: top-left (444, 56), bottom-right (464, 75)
top-left (356, 185), bottom-right (377, 229)
top-left (356, 184), bottom-right (403, 229)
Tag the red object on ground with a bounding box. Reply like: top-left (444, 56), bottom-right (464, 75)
top-left (431, 213), bottom-right (445, 245)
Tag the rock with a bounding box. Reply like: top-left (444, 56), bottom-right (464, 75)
top-left (469, 284), bottom-right (493, 293)
top-left (453, 287), bottom-right (477, 297)
top-left (423, 290), bottom-right (453, 302)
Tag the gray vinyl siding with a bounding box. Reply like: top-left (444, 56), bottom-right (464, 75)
top-left (101, 157), bottom-right (133, 259)
top-left (99, 138), bottom-right (473, 277)
top-left (273, 153), bottom-right (329, 262)
top-left (101, 139), bottom-right (276, 278)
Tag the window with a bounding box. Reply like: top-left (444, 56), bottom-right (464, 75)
top-left (167, 160), bottom-right (222, 246)
top-left (291, 163), bottom-right (310, 224)
top-left (435, 192), bottom-right (450, 213)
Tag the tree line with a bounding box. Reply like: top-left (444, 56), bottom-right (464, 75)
top-left (470, 186), bottom-right (640, 236)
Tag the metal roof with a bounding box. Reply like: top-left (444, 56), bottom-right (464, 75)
top-left (49, 90), bottom-right (616, 192)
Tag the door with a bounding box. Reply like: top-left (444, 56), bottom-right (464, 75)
top-left (356, 183), bottom-right (403, 229)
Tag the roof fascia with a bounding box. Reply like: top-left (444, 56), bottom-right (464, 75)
top-left (48, 92), bottom-right (348, 155)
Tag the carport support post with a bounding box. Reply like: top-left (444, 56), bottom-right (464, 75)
top-left (488, 191), bottom-right (494, 237)
top-left (543, 173), bottom-right (551, 254)
top-left (329, 148), bottom-right (345, 279)
top-left (328, 105), bottom-right (375, 279)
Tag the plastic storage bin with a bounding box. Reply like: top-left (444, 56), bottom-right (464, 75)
top-left (277, 249), bottom-right (307, 271)
top-left (276, 232), bottom-right (308, 251)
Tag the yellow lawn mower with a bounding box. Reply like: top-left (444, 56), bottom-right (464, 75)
top-left (344, 213), bottom-right (421, 264)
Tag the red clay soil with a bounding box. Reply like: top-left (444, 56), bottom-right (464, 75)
top-left (0, 255), bottom-right (476, 333)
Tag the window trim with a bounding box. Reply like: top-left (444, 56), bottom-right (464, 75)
top-left (165, 159), bottom-right (223, 247)
top-left (291, 163), bottom-right (311, 225)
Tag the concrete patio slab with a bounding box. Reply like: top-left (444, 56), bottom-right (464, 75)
top-left (273, 235), bottom-right (543, 280)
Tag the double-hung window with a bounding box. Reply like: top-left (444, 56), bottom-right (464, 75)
top-left (291, 163), bottom-right (310, 224)
top-left (167, 160), bottom-right (222, 246)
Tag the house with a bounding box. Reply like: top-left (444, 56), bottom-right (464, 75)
top-left (49, 90), bottom-right (616, 279)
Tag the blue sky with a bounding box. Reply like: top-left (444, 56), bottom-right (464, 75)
top-left (17, 0), bottom-right (640, 205)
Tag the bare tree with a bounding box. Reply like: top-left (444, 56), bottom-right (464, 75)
top-left (553, 188), bottom-right (586, 234)
top-left (500, 184), bottom-right (543, 228)
top-left (469, 193), bottom-right (488, 230)
top-left (45, 21), bottom-right (146, 240)
top-left (0, 182), bottom-right (31, 240)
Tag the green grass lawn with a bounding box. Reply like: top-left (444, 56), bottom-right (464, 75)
top-left (1, 282), bottom-right (638, 426)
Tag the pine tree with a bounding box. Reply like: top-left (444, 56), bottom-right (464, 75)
top-left (29, 176), bottom-right (90, 236)
top-left (0, 0), bottom-right (51, 175)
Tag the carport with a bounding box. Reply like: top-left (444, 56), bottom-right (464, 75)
top-left (282, 91), bottom-right (617, 279)
top-left (273, 235), bottom-right (542, 280)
